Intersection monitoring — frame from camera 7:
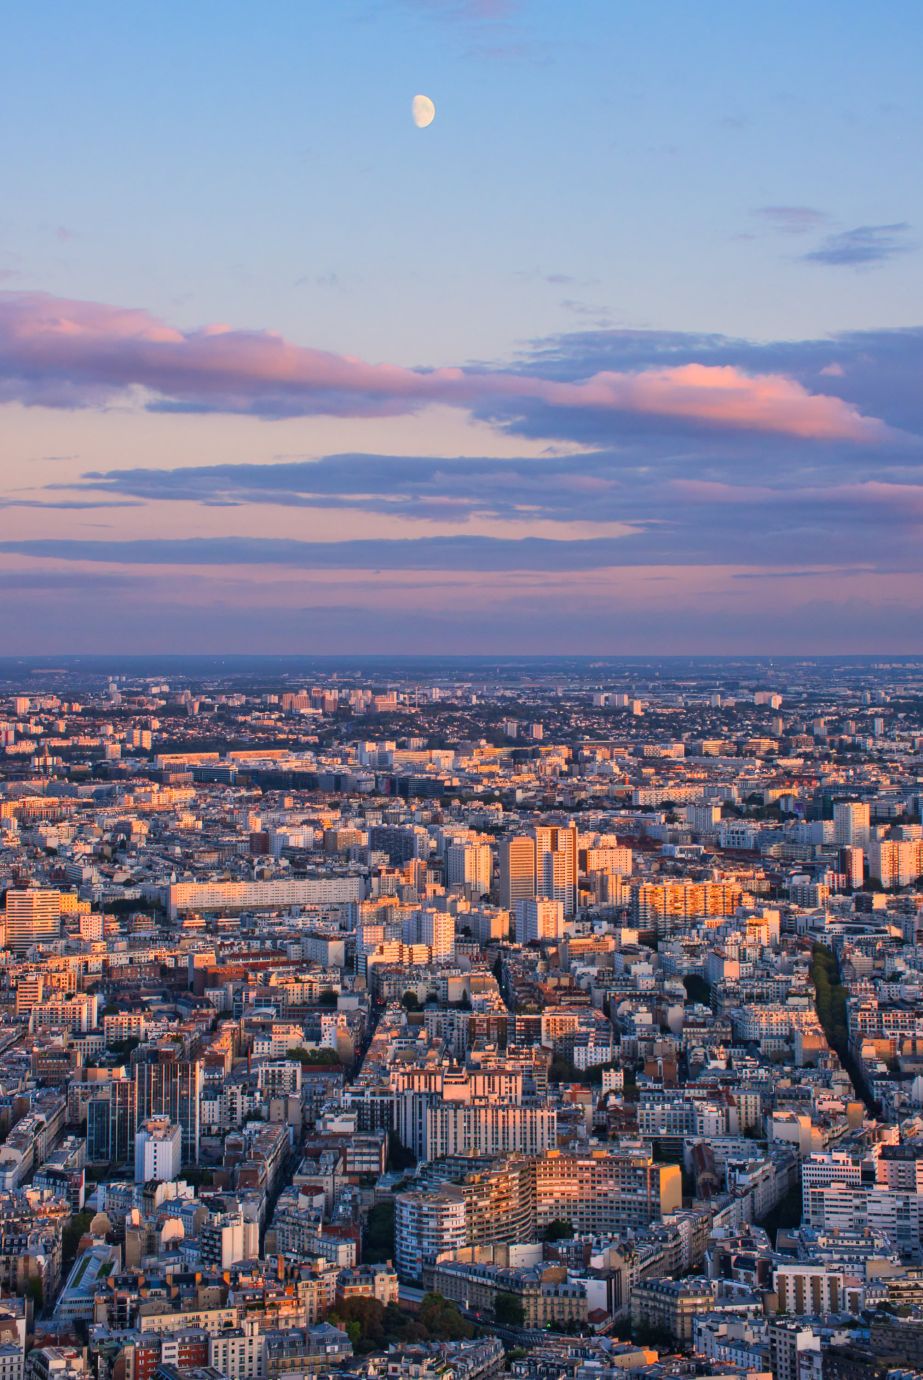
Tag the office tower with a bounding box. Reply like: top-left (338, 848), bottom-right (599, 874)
top-left (533, 1148), bottom-right (682, 1233)
top-left (368, 826), bottom-right (423, 865)
top-left (630, 880), bottom-right (743, 933)
top-left (79, 912), bottom-right (104, 943)
top-left (833, 802), bottom-right (871, 848)
top-left (445, 842), bottom-right (492, 895)
top-left (839, 846), bottom-right (865, 890)
top-left (515, 897), bottom-right (564, 944)
top-left (402, 1100), bottom-right (557, 1163)
top-left (3, 889), bottom-right (62, 953)
top-left (402, 909), bottom-right (455, 959)
top-left (394, 1189), bottom-right (468, 1281)
top-left (533, 825), bottom-right (577, 917)
top-left (582, 845), bottom-right (633, 876)
top-left (541, 849), bottom-right (572, 914)
top-left (87, 1073), bottom-right (136, 1167)
top-left (687, 803), bottom-right (722, 834)
top-left (498, 835), bottom-right (536, 910)
top-left (134, 1119), bottom-right (182, 1184)
top-left (199, 1212), bottom-right (260, 1269)
top-left (134, 1051), bottom-right (203, 1163)
top-left (869, 839), bottom-right (923, 889)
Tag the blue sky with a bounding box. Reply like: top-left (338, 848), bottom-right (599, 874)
top-left (1, 0), bottom-right (922, 652)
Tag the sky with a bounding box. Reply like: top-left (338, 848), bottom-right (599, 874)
top-left (1, 0), bottom-right (922, 654)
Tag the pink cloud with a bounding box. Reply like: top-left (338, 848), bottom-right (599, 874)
top-left (524, 363), bottom-right (880, 440)
top-left (671, 477), bottom-right (923, 518)
top-left (0, 290), bottom-right (886, 442)
top-left (825, 480), bottom-right (923, 516)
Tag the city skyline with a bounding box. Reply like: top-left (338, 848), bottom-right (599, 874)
top-left (1, 649), bottom-right (923, 1367)
top-left (3, 1), bottom-right (923, 651)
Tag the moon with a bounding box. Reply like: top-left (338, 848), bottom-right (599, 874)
top-left (412, 94), bottom-right (436, 129)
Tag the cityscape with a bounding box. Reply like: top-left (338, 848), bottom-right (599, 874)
top-left (0, 657), bottom-right (920, 1380)
top-left (3, 3), bottom-right (923, 1380)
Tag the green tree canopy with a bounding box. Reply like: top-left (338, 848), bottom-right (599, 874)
top-left (541, 1219), bottom-right (574, 1242)
top-left (494, 1291), bottom-right (525, 1327)
top-left (364, 1200), bottom-right (395, 1262)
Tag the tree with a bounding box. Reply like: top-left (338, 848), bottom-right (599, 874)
top-left (62, 1210), bottom-right (93, 1268)
top-left (364, 1200), bottom-right (395, 1262)
top-left (286, 1046), bottom-right (342, 1065)
top-left (327, 1295), bottom-right (474, 1351)
top-left (810, 944), bottom-right (877, 1115)
top-left (24, 1277), bottom-right (43, 1315)
top-left (318, 988), bottom-right (338, 1008)
top-left (586, 1059), bottom-right (621, 1087)
top-left (632, 1322), bottom-right (674, 1350)
top-left (328, 1297), bottom-right (387, 1352)
top-left (181, 1165), bottom-right (214, 1188)
top-left (401, 991), bottom-right (420, 1012)
top-left (387, 1134), bottom-right (416, 1172)
top-left (549, 1055), bottom-right (581, 1084)
top-left (683, 974), bottom-right (711, 1006)
top-left (541, 1218), bottom-right (574, 1242)
top-left (382, 1301), bottom-right (428, 1344)
top-left (494, 1291), bottom-right (525, 1328)
top-left (419, 1292), bottom-right (474, 1340)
